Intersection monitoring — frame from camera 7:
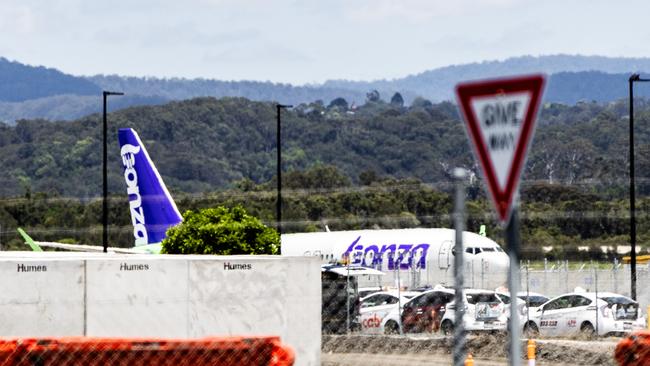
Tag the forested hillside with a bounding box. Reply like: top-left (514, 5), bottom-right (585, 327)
top-left (1, 96), bottom-right (650, 257)
top-left (2, 96), bottom-right (650, 198)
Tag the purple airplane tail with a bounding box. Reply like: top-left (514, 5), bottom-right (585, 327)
top-left (118, 128), bottom-right (183, 246)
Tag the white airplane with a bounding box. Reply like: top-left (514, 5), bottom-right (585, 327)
top-left (281, 228), bottom-right (510, 289)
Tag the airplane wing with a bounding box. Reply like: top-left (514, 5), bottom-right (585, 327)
top-left (16, 228), bottom-right (162, 254)
top-left (17, 228), bottom-right (43, 252)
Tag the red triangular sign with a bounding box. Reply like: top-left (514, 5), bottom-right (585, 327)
top-left (455, 74), bottom-right (546, 224)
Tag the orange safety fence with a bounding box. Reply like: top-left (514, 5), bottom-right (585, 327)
top-left (0, 336), bottom-right (294, 366)
top-left (615, 330), bottom-right (650, 366)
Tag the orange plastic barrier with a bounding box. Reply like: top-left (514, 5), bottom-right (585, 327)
top-left (0, 336), bottom-right (294, 366)
top-left (615, 331), bottom-right (650, 366)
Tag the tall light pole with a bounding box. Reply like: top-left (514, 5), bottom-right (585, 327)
top-left (103, 91), bottom-right (124, 253)
top-left (628, 74), bottom-right (649, 300)
top-left (276, 104), bottom-right (292, 241)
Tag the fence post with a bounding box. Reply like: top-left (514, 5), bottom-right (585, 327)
top-left (594, 261), bottom-right (599, 335)
top-left (613, 258), bottom-right (618, 294)
top-left (544, 258), bottom-right (548, 294)
top-left (481, 258), bottom-right (485, 288)
top-left (565, 260), bottom-right (569, 293)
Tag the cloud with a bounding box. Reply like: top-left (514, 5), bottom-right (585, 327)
top-left (344, 0), bottom-right (523, 24)
top-left (0, 4), bottom-right (36, 34)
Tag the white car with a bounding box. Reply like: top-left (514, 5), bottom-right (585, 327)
top-left (397, 287), bottom-right (507, 335)
top-left (496, 290), bottom-right (549, 322)
top-left (440, 289), bottom-right (508, 334)
top-left (496, 291), bottom-right (549, 308)
top-left (523, 291), bottom-right (645, 337)
top-left (357, 290), bottom-right (420, 334)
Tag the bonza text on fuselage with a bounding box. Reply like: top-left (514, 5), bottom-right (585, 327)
top-left (344, 236), bottom-right (429, 270)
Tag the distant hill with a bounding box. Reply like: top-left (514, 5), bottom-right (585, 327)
top-left (0, 58), bottom-right (100, 102)
top-left (323, 55), bottom-right (650, 103)
top-left (2, 55), bottom-right (650, 123)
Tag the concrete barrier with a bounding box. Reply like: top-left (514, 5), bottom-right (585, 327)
top-left (0, 253), bottom-right (320, 366)
top-left (86, 257), bottom-right (189, 337)
top-left (0, 257), bottom-right (85, 337)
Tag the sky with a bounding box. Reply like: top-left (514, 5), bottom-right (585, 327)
top-left (2, 0), bottom-right (650, 85)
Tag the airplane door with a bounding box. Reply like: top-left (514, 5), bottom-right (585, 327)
top-left (438, 240), bottom-right (453, 269)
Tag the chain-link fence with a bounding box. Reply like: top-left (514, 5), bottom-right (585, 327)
top-left (2, 254), bottom-right (648, 365)
top-left (319, 261), bottom-right (650, 366)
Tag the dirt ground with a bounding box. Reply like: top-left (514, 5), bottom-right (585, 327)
top-left (321, 334), bottom-right (619, 365)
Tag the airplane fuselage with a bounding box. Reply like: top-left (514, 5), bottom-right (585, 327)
top-left (281, 228), bottom-right (510, 289)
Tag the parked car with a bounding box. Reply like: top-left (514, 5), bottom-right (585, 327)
top-left (401, 288), bottom-right (456, 333)
top-left (358, 286), bottom-right (383, 298)
top-left (439, 289), bottom-right (508, 334)
top-left (398, 287), bottom-right (507, 335)
top-left (523, 290), bottom-right (645, 338)
top-left (496, 291), bottom-right (549, 308)
top-left (496, 290), bottom-right (549, 322)
top-left (357, 290), bottom-right (420, 334)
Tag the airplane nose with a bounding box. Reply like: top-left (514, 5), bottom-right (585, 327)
top-left (497, 255), bottom-right (510, 271)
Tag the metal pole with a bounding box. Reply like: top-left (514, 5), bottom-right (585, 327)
top-left (629, 75), bottom-right (637, 300)
top-left (276, 104), bottom-right (282, 237)
top-left (102, 92), bottom-right (108, 253)
top-left (346, 259), bottom-right (350, 333)
top-left (452, 168), bottom-right (467, 366)
top-left (526, 260), bottom-right (530, 326)
top-left (397, 256), bottom-right (403, 334)
top-left (276, 104), bottom-right (292, 242)
top-left (102, 91), bottom-right (123, 254)
top-left (507, 208), bottom-right (522, 366)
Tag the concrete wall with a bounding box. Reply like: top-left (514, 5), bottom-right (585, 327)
top-left (0, 253), bottom-right (321, 366)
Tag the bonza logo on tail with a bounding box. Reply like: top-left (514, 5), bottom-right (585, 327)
top-left (17, 128), bottom-right (183, 254)
top-left (120, 142), bottom-right (147, 245)
top-left (117, 128), bottom-right (183, 248)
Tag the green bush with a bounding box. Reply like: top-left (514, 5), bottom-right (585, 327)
top-left (161, 205), bottom-right (279, 255)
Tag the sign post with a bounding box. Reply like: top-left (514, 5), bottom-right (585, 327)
top-left (456, 74), bottom-right (545, 366)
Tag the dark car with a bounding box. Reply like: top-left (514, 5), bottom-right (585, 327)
top-left (401, 289), bottom-right (455, 333)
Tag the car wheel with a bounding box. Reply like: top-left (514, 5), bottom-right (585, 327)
top-left (441, 320), bottom-right (454, 336)
top-left (523, 322), bottom-right (539, 337)
top-left (580, 322), bottom-right (596, 339)
top-left (384, 321), bottom-right (400, 335)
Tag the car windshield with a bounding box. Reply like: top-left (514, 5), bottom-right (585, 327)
top-left (519, 295), bottom-right (548, 307)
top-left (466, 292), bottom-right (499, 304)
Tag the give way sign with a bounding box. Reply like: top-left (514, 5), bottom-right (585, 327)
top-left (455, 74), bottom-right (546, 224)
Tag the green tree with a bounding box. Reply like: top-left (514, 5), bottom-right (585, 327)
top-left (390, 92), bottom-right (404, 108)
top-left (161, 205), bottom-right (279, 255)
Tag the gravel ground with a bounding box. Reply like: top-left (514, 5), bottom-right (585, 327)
top-left (321, 334), bottom-right (619, 365)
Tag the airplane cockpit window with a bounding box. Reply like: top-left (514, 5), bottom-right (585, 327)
top-left (474, 247), bottom-right (482, 254)
top-left (465, 248), bottom-right (474, 254)
top-left (482, 247), bottom-right (495, 252)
